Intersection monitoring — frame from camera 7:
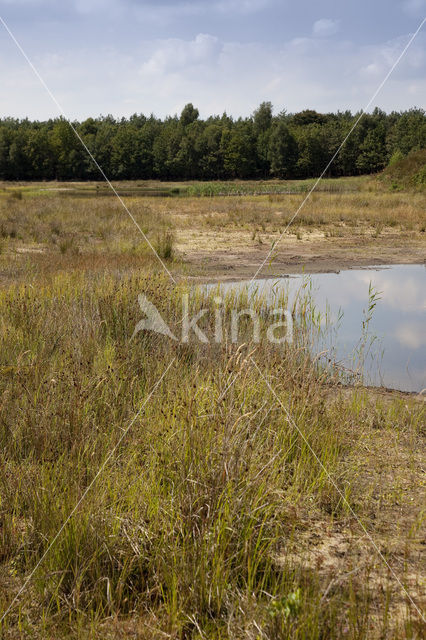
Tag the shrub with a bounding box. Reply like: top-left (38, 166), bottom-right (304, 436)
top-left (155, 229), bottom-right (175, 259)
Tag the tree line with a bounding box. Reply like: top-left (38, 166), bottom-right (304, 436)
top-left (0, 103), bottom-right (424, 181)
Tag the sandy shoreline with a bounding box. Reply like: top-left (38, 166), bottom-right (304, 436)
top-left (176, 238), bottom-right (425, 281)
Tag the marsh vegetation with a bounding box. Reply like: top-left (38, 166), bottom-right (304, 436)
top-left (0, 177), bottom-right (424, 638)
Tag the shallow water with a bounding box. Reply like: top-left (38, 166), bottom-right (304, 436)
top-left (208, 264), bottom-right (426, 393)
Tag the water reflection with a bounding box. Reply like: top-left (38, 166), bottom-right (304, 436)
top-left (209, 264), bottom-right (426, 393)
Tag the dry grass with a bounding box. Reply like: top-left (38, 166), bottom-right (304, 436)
top-left (0, 180), bottom-right (425, 638)
top-left (1, 177), bottom-right (424, 283)
top-left (168, 191), bottom-right (425, 233)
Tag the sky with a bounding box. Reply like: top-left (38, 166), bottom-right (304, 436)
top-left (0, 0), bottom-right (425, 120)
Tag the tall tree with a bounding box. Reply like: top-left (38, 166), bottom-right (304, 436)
top-left (180, 103), bottom-right (199, 128)
top-left (268, 122), bottom-right (298, 178)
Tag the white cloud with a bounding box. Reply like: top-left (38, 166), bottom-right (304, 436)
top-left (312, 18), bottom-right (340, 38)
top-left (0, 28), bottom-right (425, 120)
top-left (355, 271), bottom-right (426, 312)
top-left (140, 34), bottom-right (220, 75)
top-left (135, 30), bottom-right (426, 118)
top-left (359, 33), bottom-right (426, 83)
top-left (394, 322), bottom-right (426, 349)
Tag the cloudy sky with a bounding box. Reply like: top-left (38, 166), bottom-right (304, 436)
top-left (0, 0), bottom-right (425, 120)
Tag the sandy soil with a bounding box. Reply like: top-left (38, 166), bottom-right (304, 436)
top-left (280, 385), bottom-right (426, 632)
top-left (174, 228), bottom-right (426, 281)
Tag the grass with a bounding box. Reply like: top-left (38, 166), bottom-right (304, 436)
top-left (0, 179), bottom-right (425, 638)
top-left (155, 229), bottom-right (176, 260)
top-left (0, 176), bottom-right (366, 200)
top-left (0, 176), bottom-right (424, 286)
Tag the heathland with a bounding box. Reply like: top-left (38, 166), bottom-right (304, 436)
top-left (0, 173), bottom-right (425, 638)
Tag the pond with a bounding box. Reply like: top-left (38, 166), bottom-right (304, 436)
top-left (207, 264), bottom-right (426, 393)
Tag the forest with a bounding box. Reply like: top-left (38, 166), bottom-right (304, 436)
top-left (0, 102), bottom-right (425, 181)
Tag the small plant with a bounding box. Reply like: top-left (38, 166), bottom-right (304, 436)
top-left (59, 237), bottom-right (79, 255)
top-left (373, 222), bottom-right (383, 238)
top-left (155, 228), bottom-right (175, 259)
top-left (50, 222), bottom-right (63, 236)
top-left (268, 588), bottom-right (302, 619)
top-left (388, 149), bottom-right (404, 166)
top-left (354, 282), bottom-right (382, 382)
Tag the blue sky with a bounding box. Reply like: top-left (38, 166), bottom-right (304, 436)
top-left (0, 0), bottom-right (425, 120)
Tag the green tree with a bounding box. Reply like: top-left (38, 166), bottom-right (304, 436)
top-left (292, 109), bottom-right (327, 126)
top-left (180, 103), bottom-right (199, 128)
top-left (8, 131), bottom-right (31, 179)
top-left (25, 127), bottom-right (55, 179)
top-left (198, 123), bottom-right (223, 179)
top-left (221, 123), bottom-right (255, 179)
top-left (294, 124), bottom-right (330, 177)
top-left (268, 122), bottom-right (298, 178)
top-left (253, 101), bottom-right (273, 134)
top-left (49, 119), bottom-right (87, 179)
top-left (386, 108), bottom-right (426, 156)
top-left (356, 127), bottom-right (387, 173)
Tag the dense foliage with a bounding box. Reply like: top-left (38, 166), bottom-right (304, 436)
top-left (0, 103), bottom-right (425, 181)
top-left (381, 148), bottom-right (426, 189)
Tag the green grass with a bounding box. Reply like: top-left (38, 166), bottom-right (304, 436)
top-left (0, 175), bottom-right (368, 200)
